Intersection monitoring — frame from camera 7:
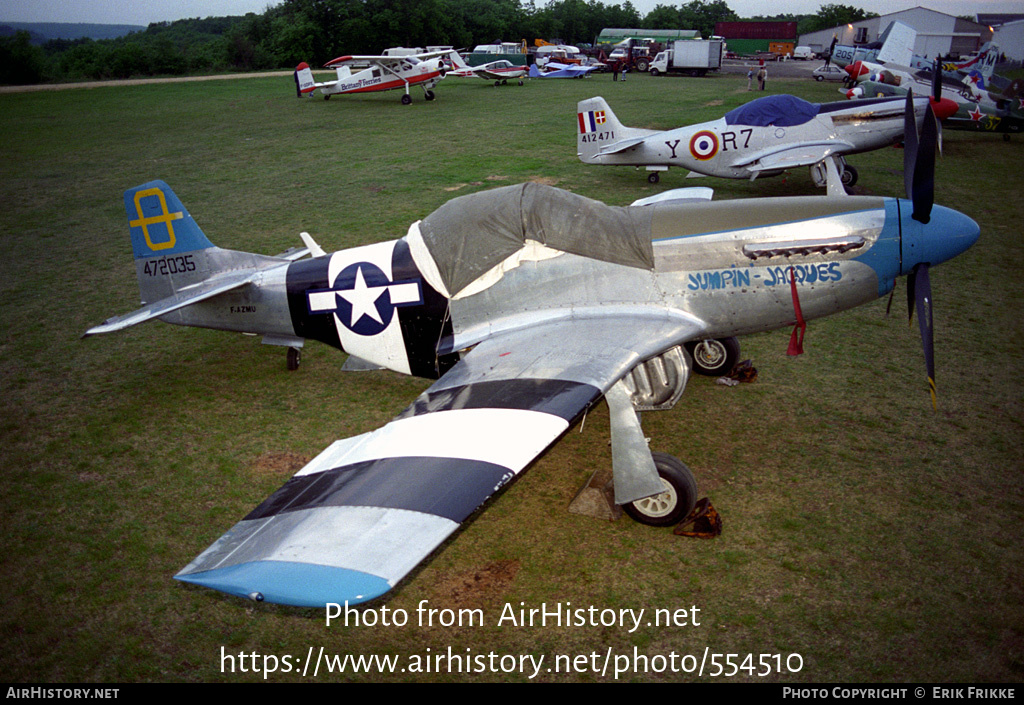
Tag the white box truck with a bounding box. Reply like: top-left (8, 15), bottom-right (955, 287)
top-left (649, 39), bottom-right (723, 76)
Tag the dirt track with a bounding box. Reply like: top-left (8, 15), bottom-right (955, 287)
top-left (0, 70), bottom-right (294, 93)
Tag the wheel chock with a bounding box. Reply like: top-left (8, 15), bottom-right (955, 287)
top-left (568, 467), bottom-right (622, 521)
top-left (673, 498), bottom-right (722, 538)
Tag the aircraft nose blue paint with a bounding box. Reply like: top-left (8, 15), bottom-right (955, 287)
top-left (899, 201), bottom-right (980, 275)
top-left (175, 561), bottom-right (391, 607)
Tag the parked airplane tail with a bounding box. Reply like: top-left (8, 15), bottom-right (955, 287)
top-left (122, 180), bottom-right (234, 308)
top-left (576, 96), bottom-right (647, 163)
top-left (979, 43), bottom-right (999, 79)
top-left (294, 62), bottom-right (316, 97)
top-left (84, 181), bottom-right (285, 338)
top-left (447, 50), bottom-right (471, 71)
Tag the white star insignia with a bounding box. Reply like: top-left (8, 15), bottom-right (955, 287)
top-left (338, 266), bottom-right (386, 327)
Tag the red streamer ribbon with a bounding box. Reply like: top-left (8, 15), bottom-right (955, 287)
top-left (787, 266), bottom-right (806, 356)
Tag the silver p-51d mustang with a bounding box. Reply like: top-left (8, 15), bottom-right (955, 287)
top-left (576, 92), bottom-right (957, 190)
top-left (86, 99), bottom-right (976, 608)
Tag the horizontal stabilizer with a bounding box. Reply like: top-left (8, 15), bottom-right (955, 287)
top-left (597, 136), bottom-right (648, 155)
top-left (82, 270), bottom-right (258, 337)
top-left (274, 246), bottom-right (310, 261)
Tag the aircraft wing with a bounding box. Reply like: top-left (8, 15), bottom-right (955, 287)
top-left (174, 309), bottom-right (703, 607)
top-left (473, 67), bottom-right (526, 80)
top-left (82, 268), bottom-right (263, 337)
top-left (733, 140), bottom-right (856, 174)
top-left (325, 50), bottom-right (451, 68)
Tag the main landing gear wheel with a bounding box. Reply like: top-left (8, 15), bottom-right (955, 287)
top-left (647, 172), bottom-right (660, 184)
top-left (624, 453), bottom-right (698, 527)
top-left (287, 347), bottom-right (301, 371)
top-left (424, 90), bottom-right (435, 101)
top-left (401, 94), bottom-right (412, 105)
top-left (685, 337), bottom-right (740, 376)
top-left (841, 164), bottom-right (858, 187)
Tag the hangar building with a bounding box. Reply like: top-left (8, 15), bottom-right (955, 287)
top-left (798, 6), bottom-right (991, 60)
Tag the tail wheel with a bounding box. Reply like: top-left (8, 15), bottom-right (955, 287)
top-left (647, 172), bottom-right (660, 184)
top-left (624, 453), bottom-right (698, 527)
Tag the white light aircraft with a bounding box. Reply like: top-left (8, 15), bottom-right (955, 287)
top-left (85, 98), bottom-right (977, 608)
top-left (294, 50), bottom-right (455, 104)
top-left (446, 52), bottom-right (529, 86)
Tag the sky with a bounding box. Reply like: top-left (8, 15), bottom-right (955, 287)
top-left (1, 0), bottom-right (1021, 26)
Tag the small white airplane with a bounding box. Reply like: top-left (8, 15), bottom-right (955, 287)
top-left (577, 93), bottom-right (957, 190)
top-left (446, 52), bottom-right (529, 86)
top-left (85, 97), bottom-right (978, 608)
top-left (294, 50), bottom-right (454, 104)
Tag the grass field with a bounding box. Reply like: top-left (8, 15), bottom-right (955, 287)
top-left (1, 68), bottom-right (1022, 683)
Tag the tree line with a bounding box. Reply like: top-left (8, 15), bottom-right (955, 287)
top-left (1, 1), bottom-right (877, 84)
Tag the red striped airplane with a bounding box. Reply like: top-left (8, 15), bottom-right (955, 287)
top-left (294, 50), bottom-right (455, 105)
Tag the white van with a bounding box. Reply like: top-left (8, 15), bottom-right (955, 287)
top-left (793, 46), bottom-right (814, 60)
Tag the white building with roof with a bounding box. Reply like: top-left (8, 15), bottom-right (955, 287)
top-left (799, 6), bottom-right (992, 59)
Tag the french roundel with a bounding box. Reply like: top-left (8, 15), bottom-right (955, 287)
top-left (689, 130), bottom-right (719, 161)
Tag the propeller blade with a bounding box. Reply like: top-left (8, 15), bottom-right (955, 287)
top-left (912, 103), bottom-right (937, 224)
top-left (903, 90), bottom-right (918, 202)
top-left (913, 263), bottom-right (937, 410)
top-left (906, 265), bottom-right (916, 324)
top-left (930, 58), bottom-right (945, 156)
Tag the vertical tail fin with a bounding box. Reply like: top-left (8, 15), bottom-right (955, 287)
top-left (447, 50), bottom-right (470, 71)
top-left (979, 43), bottom-right (999, 80)
top-left (294, 62), bottom-right (316, 97)
top-left (125, 181), bottom-right (213, 259)
top-left (576, 96), bottom-right (628, 163)
top-left (124, 181), bottom-right (216, 304)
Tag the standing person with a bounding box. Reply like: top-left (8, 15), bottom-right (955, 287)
top-left (747, 67), bottom-right (753, 90)
top-left (757, 65), bottom-right (766, 91)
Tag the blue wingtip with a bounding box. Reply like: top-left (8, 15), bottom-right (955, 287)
top-left (175, 561), bottom-right (393, 608)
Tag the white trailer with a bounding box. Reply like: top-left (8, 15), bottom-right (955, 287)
top-left (649, 39), bottom-right (723, 76)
